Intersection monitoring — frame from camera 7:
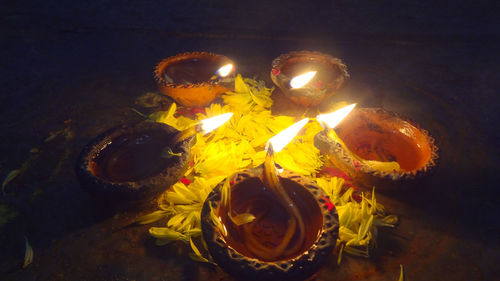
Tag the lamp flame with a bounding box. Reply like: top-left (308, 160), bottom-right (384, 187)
top-left (267, 118), bottom-right (309, 153)
top-left (201, 113), bottom-right (233, 134)
top-left (216, 64), bottom-right (233, 77)
top-left (316, 103), bottom-right (356, 129)
top-left (290, 71), bottom-right (317, 89)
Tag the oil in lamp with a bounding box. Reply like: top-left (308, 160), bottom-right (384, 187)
top-left (155, 52), bottom-right (235, 107)
top-left (270, 51), bottom-right (349, 107)
top-left (314, 106), bottom-right (439, 189)
top-left (201, 118), bottom-right (339, 281)
top-left (76, 113), bottom-right (232, 207)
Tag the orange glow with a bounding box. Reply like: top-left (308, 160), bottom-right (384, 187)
top-left (316, 104), bottom-right (356, 129)
top-left (201, 113), bottom-right (233, 134)
top-left (289, 71), bottom-right (317, 88)
top-left (267, 118), bottom-right (309, 152)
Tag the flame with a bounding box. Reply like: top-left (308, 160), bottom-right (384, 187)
top-left (216, 64), bottom-right (233, 77)
top-left (290, 71), bottom-right (317, 89)
top-left (267, 118), bottom-right (309, 153)
top-left (201, 113), bottom-right (233, 134)
top-left (316, 103), bottom-right (356, 129)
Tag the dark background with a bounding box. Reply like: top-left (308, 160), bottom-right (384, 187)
top-left (1, 1), bottom-right (499, 280)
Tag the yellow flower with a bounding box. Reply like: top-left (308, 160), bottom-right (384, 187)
top-left (222, 74), bottom-right (273, 113)
top-left (317, 178), bottom-right (398, 259)
top-left (145, 75), bottom-right (397, 264)
top-left (152, 102), bottom-right (196, 130)
top-left (151, 176), bottom-right (225, 245)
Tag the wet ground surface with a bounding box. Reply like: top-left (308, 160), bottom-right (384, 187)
top-left (1, 1), bottom-right (500, 280)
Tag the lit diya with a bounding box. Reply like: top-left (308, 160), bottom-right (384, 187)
top-left (76, 113), bottom-right (232, 206)
top-left (270, 51), bottom-right (349, 107)
top-left (155, 52), bottom-right (235, 107)
top-left (314, 106), bottom-right (439, 188)
top-left (201, 119), bottom-right (339, 281)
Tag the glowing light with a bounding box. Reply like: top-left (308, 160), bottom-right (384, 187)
top-left (290, 71), bottom-right (317, 89)
top-left (267, 118), bottom-right (309, 153)
top-left (398, 126), bottom-right (413, 138)
top-left (201, 113), bottom-right (233, 134)
top-left (317, 104), bottom-right (356, 129)
top-left (216, 64), bottom-right (233, 77)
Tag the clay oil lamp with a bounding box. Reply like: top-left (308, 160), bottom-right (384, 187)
top-left (155, 52), bottom-right (235, 107)
top-left (270, 51), bottom-right (349, 107)
top-left (314, 106), bottom-right (439, 189)
top-left (76, 113), bottom-right (233, 207)
top-left (201, 119), bottom-right (339, 281)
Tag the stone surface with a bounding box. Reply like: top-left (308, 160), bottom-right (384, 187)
top-left (1, 1), bottom-right (499, 280)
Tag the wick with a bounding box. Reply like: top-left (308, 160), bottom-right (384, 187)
top-left (172, 124), bottom-right (200, 143)
top-left (247, 143), bottom-right (306, 260)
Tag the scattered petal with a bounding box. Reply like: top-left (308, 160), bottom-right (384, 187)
top-left (2, 170), bottom-right (20, 195)
top-left (188, 237), bottom-right (214, 264)
top-left (135, 211), bottom-right (168, 225)
top-left (23, 236), bottom-right (33, 268)
top-left (229, 212), bottom-right (256, 226)
top-left (398, 264), bottom-right (406, 281)
top-left (149, 227), bottom-right (188, 242)
top-left (180, 177), bottom-right (191, 185)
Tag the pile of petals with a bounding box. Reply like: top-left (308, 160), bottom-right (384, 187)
top-left (136, 75), bottom-right (397, 263)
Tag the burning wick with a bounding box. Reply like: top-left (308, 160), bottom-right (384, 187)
top-left (263, 118), bottom-right (309, 193)
top-left (246, 118), bottom-right (309, 260)
top-left (316, 103), bottom-right (376, 168)
top-left (215, 64), bottom-right (233, 78)
top-left (315, 104), bottom-right (356, 163)
top-left (317, 104), bottom-right (402, 172)
top-left (316, 103), bottom-right (356, 130)
top-left (267, 118), bottom-right (310, 152)
top-left (290, 71), bottom-right (317, 89)
top-left (173, 112), bottom-right (233, 143)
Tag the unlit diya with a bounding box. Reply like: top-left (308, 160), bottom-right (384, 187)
top-left (201, 166), bottom-right (339, 281)
top-left (315, 108), bottom-right (438, 188)
top-left (155, 51), bottom-right (235, 107)
top-left (271, 51), bottom-right (349, 107)
top-left (76, 122), bottom-right (193, 206)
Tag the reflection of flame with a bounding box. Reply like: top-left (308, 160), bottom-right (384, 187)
top-left (290, 71), bottom-right (317, 89)
top-left (201, 113), bottom-right (233, 133)
top-left (218, 216), bottom-right (228, 236)
top-left (316, 104), bottom-right (356, 129)
top-left (267, 118), bottom-right (309, 152)
top-left (216, 64), bottom-right (233, 77)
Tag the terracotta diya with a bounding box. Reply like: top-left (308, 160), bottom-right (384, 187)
top-left (201, 167), bottom-right (338, 281)
top-left (76, 112), bottom-right (233, 206)
top-left (154, 52), bottom-right (235, 107)
top-left (315, 107), bottom-right (439, 188)
top-left (76, 122), bottom-right (194, 206)
top-left (201, 119), bottom-right (339, 281)
top-left (270, 51), bottom-right (349, 107)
